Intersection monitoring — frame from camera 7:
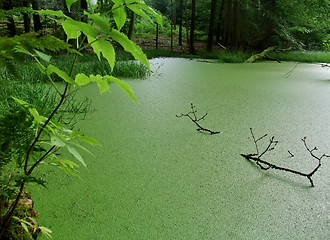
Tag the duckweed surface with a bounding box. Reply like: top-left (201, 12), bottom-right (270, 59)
top-left (33, 59), bottom-right (330, 239)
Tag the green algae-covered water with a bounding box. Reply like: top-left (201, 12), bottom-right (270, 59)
top-left (33, 59), bottom-right (330, 239)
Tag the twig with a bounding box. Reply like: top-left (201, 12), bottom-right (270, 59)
top-left (284, 62), bottom-right (299, 78)
top-left (288, 150), bottom-right (294, 157)
top-left (241, 129), bottom-right (329, 187)
top-left (176, 103), bottom-right (221, 135)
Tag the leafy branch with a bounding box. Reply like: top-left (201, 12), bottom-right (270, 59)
top-left (241, 128), bottom-right (329, 187)
top-left (176, 103), bottom-right (221, 135)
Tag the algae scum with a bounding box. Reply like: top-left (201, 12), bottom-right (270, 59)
top-left (32, 59), bottom-right (330, 239)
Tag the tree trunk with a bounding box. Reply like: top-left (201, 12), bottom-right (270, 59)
top-left (2, 0), bottom-right (16, 36)
top-left (222, 0), bottom-right (232, 47)
top-left (215, 0), bottom-right (225, 43)
top-left (170, 0), bottom-right (173, 51)
top-left (231, 0), bottom-right (240, 50)
top-left (156, 23), bottom-right (159, 50)
top-left (128, 11), bottom-right (135, 40)
top-left (206, 0), bottom-right (218, 51)
top-left (32, 0), bottom-right (42, 33)
top-left (189, 0), bottom-right (196, 54)
top-left (22, 0), bottom-right (31, 33)
top-left (178, 0), bottom-right (183, 46)
top-left (185, 0), bottom-right (190, 46)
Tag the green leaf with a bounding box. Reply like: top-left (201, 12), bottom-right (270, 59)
top-left (61, 19), bottom-right (81, 42)
top-left (37, 9), bottom-right (67, 18)
top-left (84, 11), bottom-right (110, 34)
top-left (109, 29), bottom-right (150, 71)
top-left (50, 159), bottom-right (80, 177)
top-left (21, 222), bottom-right (30, 233)
top-left (91, 40), bottom-right (115, 70)
top-left (12, 97), bottom-right (29, 107)
top-left (75, 73), bottom-right (91, 86)
top-left (104, 75), bottom-right (138, 102)
top-left (127, 3), bottom-right (152, 23)
top-left (66, 0), bottom-right (79, 12)
top-left (112, 1), bottom-right (127, 30)
top-left (139, 4), bottom-right (162, 27)
top-left (51, 135), bottom-right (66, 147)
top-left (34, 50), bottom-right (51, 62)
top-left (76, 135), bottom-right (101, 146)
top-left (39, 226), bottom-right (53, 239)
top-left (75, 21), bottom-right (98, 43)
top-left (46, 64), bottom-right (75, 85)
top-left (29, 108), bottom-right (47, 123)
top-left (67, 146), bottom-right (87, 167)
top-left (90, 74), bottom-right (110, 94)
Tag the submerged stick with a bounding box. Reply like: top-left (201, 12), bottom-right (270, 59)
top-left (241, 129), bottom-right (329, 187)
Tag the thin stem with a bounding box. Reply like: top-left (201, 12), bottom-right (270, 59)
top-left (27, 145), bottom-right (56, 175)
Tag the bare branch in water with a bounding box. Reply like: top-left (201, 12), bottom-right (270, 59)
top-left (241, 129), bottom-right (329, 187)
top-left (176, 103), bottom-right (221, 135)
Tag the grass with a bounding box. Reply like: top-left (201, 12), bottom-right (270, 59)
top-left (143, 49), bottom-right (329, 63)
top-left (268, 51), bottom-right (329, 63)
top-left (0, 53), bottom-right (150, 83)
top-left (143, 49), bottom-right (251, 63)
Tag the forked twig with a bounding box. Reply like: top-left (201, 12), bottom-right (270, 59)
top-left (241, 128), bottom-right (329, 187)
top-left (176, 103), bottom-right (221, 135)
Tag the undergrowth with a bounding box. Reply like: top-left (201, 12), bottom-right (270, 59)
top-left (268, 51), bottom-right (330, 63)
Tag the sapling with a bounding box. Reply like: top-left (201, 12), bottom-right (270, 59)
top-left (0, 0), bottom-right (161, 238)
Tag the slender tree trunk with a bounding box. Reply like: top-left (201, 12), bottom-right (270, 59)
top-left (22, 0), bottom-right (31, 33)
top-left (215, 0), bottom-right (225, 43)
top-left (189, 0), bottom-right (196, 54)
top-left (207, 0), bottom-right (218, 51)
top-left (178, 0), bottom-right (183, 46)
top-left (170, 0), bottom-right (173, 51)
top-left (231, 0), bottom-right (240, 50)
top-left (32, 0), bottom-right (42, 33)
top-left (128, 11), bottom-right (135, 40)
top-left (222, 0), bottom-right (232, 46)
top-left (156, 23), bottom-right (159, 50)
top-left (3, 0), bottom-right (16, 36)
top-left (185, 0), bottom-right (190, 46)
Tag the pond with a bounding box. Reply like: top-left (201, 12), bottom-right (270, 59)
top-left (33, 59), bottom-right (330, 239)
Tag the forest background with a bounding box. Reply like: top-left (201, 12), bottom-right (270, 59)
top-left (1, 0), bottom-right (329, 54)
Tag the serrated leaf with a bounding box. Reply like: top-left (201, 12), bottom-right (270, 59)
top-left (34, 50), bottom-right (51, 62)
top-left (84, 11), bottom-right (110, 33)
top-left (75, 73), bottom-right (91, 86)
top-left (46, 64), bottom-right (75, 84)
top-left (139, 4), bottom-right (162, 26)
top-left (91, 40), bottom-right (115, 70)
top-left (75, 21), bottom-right (98, 42)
top-left (61, 20), bottom-right (81, 42)
top-left (90, 74), bottom-right (110, 94)
top-left (67, 146), bottom-right (86, 167)
top-left (109, 29), bottom-right (150, 71)
top-left (51, 135), bottom-right (66, 147)
top-left (104, 75), bottom-right (138, 102)
top-left (112, 2), bottom-right (127, 30)
top-left (127, 3), bottom-right (152, 23)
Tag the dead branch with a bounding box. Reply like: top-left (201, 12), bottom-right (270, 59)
top-left (176, 103), bottom-right (221, 135)
top-left (241, 128), bottom-right (329, 187)
top-left (244, 47), bottom-right (281, 63)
